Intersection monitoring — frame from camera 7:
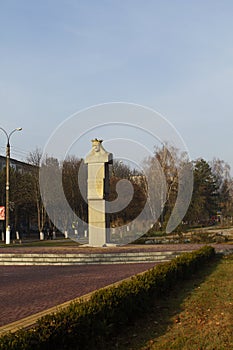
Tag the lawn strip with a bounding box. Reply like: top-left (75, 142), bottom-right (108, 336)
top-left (146, 254), bottom-right (233, 350)
top-left (105, 255), bottom-right (233, 350)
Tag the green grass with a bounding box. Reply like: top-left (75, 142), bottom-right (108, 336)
top-left (0, 238), bottom-right (80, 248)
top-left (106, 254), bottom-right (233, 350)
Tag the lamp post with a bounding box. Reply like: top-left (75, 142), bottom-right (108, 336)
top-left (0, 127), bottom-right (22, 244)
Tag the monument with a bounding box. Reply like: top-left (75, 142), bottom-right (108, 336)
top-left (85, 139), bottom-right (113, 246)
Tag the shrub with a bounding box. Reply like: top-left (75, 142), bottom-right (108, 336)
top-left (0, 246), bottom-right (215, 350)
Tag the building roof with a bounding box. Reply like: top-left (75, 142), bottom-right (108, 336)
top-left (0, 155), bottom-right (35, 173)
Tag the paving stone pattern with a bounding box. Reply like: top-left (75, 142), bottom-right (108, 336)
top-left (0, 262), bottom-right (157, 327)
top-left (0, 244), bottom-right (231, 327)
top-left (0, 243), bottom-right (230, 254)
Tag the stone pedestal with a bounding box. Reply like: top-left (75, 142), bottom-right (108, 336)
top-left (85, 139), bottom-right (112, 246)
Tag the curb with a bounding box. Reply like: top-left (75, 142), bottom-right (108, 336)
top-left (0, 268), bottom-right (149, 335)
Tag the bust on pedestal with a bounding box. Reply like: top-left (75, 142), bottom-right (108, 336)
top-left (85, 139), bottom-right (113, 246)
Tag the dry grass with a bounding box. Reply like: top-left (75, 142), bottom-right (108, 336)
top-left (107, 254), bottom-right (233, 350)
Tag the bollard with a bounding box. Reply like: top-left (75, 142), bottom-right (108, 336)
top-left (6, 225), bottom-right (10, 244)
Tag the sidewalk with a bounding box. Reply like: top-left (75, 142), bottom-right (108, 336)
top-left (0, 243), bottom-right (232, 254)
top-left (0, 262), bottom-right (157, 333)
top-left (0, 243), bottom-right (232, 335)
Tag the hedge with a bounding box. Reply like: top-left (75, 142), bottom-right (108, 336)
top-left (0, 246), bottom-right (215, 350)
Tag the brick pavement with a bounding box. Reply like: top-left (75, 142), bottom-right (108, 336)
top-left (0, 262), bottom-right (157, 327)
top-left (0, 243), bottom-right (232, 328)
top-left (0, 243), bottom-right (231, 254)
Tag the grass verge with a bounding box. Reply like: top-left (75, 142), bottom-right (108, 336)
top-left (0, 239), bottom-right (80, 248)
top-left (107, 254), bottom-right (233, 350)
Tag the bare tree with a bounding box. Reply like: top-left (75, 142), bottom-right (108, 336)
top-left (210, 158), bottom-right (233, 219)
top-left (143, 143), bottom-right (190, 229)
top-left (27, 148), bottom-right (47, 238)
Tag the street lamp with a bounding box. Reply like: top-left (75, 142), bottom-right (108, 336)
top-left (0, 127), bottom-right (22, 244)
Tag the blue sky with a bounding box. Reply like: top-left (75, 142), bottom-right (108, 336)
top-left (0, 1), bottom-right (233, 171)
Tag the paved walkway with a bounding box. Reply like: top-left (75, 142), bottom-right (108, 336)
top-left (0, 262), bottom-right (157, 328)
top-left (0, 243), bottom-right (231, 254)
top-left (0, 244), bottom-right (232, 331)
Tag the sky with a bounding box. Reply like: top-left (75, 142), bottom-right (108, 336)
top-left (0, 0), bottom-right (233, 172)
